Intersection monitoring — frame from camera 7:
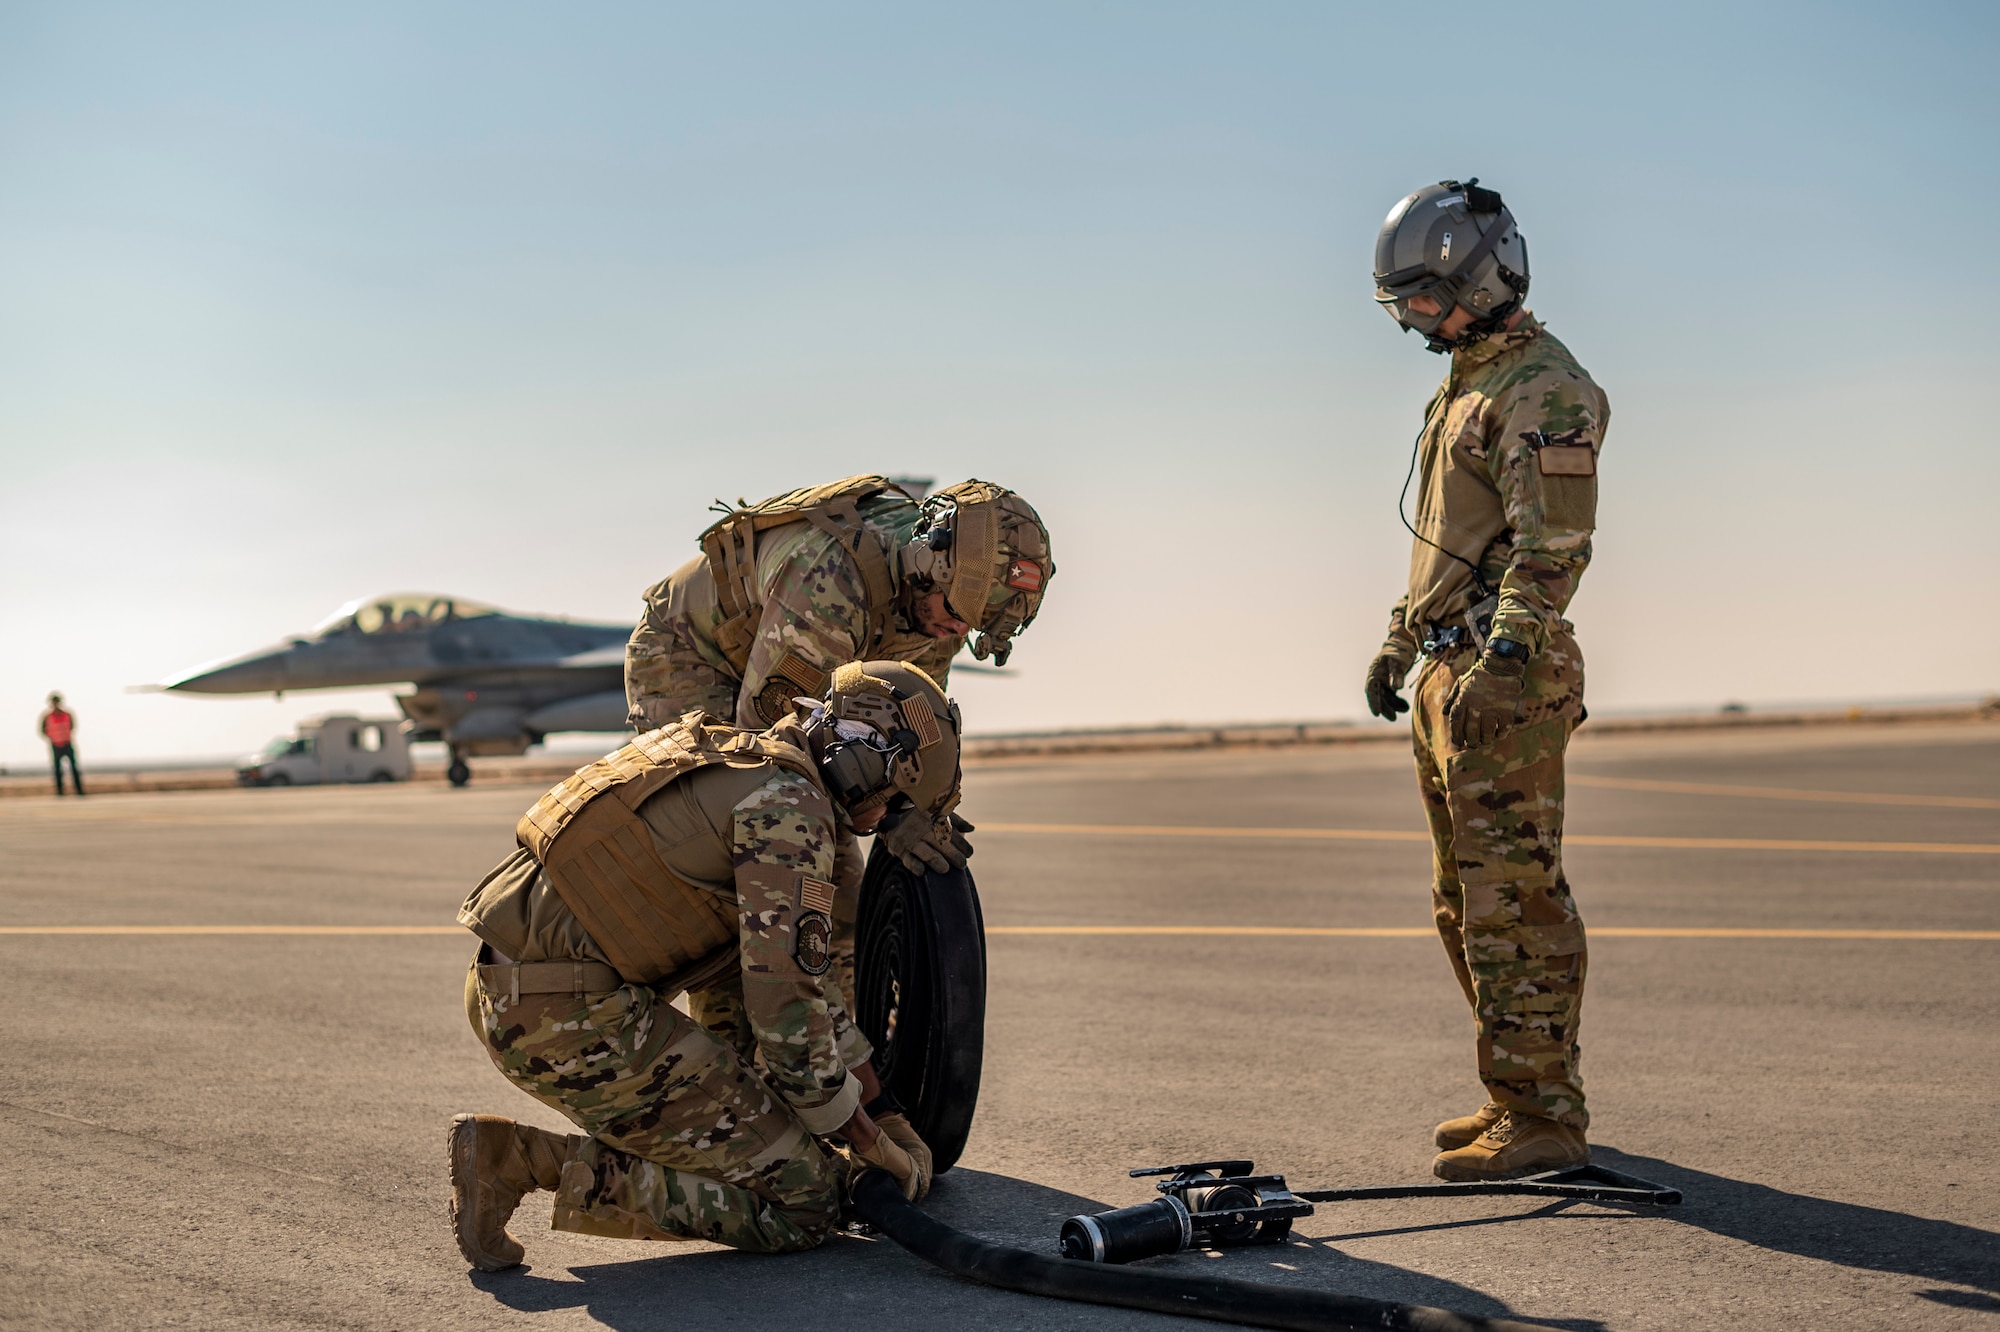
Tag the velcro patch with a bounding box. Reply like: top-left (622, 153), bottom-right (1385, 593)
top-left (798, 876), bottom-right (838, 915)
top-left (754, 679), bottom-right (798, 728)
top-left (900, 697), bottom-right (943, 749)
top-left (794, 911), bottom-right (832, 976)
top-left (1536, 445), bottom-right (1596, 477)
top-left (1005, 559), bottom-right (1043, 591)
top-left (773, 652), bottom-right (830, 695)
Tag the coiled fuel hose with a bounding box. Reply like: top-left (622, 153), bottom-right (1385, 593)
top-left (848, 1171), bottom-right (1561, 1332)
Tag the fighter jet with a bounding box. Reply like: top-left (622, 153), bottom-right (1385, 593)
top-left (158, 593), bottom-right (630, 786)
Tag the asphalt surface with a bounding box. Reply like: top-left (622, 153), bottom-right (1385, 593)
top-left (1, 720), bottom-right (1995, 1331)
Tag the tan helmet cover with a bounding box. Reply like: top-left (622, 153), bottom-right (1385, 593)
top-left (902, 480), bottom-right (1055, 663)
top-left (825, 660), bottom-right (962, 817)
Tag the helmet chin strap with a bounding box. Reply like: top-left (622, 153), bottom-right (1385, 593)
top-left (1420, 284), bottom-right (1525, 354)
top-left (1423, 319), bottom-right (1501, 354)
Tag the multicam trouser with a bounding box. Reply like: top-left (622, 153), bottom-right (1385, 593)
top-left (465, 958), bottom-right (842, 1253)
top-left (1411, 628), bottom-right (1589, 1130)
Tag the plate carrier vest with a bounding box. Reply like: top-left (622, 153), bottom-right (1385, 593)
top-left (698, 474), bottom-right (905, 675)
top-left (516, 713), bottom-right (822, 989)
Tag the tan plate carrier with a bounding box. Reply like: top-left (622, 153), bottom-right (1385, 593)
top-left (515, 714), bottom-right (822, 991)
top-left (699, 474), bottom-right (905, 674)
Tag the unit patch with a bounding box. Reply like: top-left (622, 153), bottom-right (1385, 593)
top-left (754, 679), bottom-right (799, 727)
top-left (794, 911), bottom-right (833, 976)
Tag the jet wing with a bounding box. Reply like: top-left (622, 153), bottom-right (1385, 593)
top-left (552, 644), bottom-right (628, 670)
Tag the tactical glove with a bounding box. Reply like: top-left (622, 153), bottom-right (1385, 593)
top-left (945, 812), bottom-right (974, 860)
top-left (1364, 652), bottom-right (1413, 721)
top-left (1446, 650), bottom-right (1527, 750)
top-left (878, 808), bottom-right (971, 877)
top-left (852, 1122), bottom-right (922, 1200)
top-left (871, 1111), bottom-right (933, 1201)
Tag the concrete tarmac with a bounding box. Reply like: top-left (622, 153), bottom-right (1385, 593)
top-left (1, 721), bottom-right (1995, 1330)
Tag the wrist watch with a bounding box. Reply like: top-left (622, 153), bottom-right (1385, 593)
top-left (1485, 638), bottom-right (1531, 664)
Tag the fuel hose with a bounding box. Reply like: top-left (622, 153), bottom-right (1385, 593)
top-left (848, 1171), bottom-right (1561, 1332)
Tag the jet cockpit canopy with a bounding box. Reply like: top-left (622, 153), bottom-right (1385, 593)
top-left (313, 593), bottom-right (500, 639)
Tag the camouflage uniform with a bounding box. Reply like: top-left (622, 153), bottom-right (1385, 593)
top-left (626, 491), bottom-right (958, 734)
top-left (1377, 314), bottom-right (1607, 1130)
top-left (459, 736), bottom-right (870, 1253)
top-left (625, 487), bottom-right (956, 1007)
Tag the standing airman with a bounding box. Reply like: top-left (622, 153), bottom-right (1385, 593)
top-left (1364, 179), bottom-right (1608, 1180)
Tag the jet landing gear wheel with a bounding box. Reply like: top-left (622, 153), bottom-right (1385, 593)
top-left (446, 752), bottom-right (471, 787)
top-left (854, 840), bottom-right (987, 1174)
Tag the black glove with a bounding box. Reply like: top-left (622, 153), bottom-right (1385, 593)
top-left (1364, 652), bottom-right (1413, 720)
top-left (1445, 648), bottom-right (1527, 749)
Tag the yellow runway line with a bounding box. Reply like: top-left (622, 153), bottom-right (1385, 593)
top-left (1566, 833), bottom-right (2000, 855)
top-left (0, 924), bottom-right (1991, 941)
top-left (981, 821), bottom-right (1428, 843)
top-left (976, 821), bottom-right (2000, 856)
top-left (986, 925), bottom-right (2000, 941)
top-left (0, 925), bottom-right (463, 936)
top-left (1570, 774), bottom-right (2000, 810)
top-left (992, 926), bottom-right (1432, 937)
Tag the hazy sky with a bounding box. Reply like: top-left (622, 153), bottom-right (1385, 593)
top-left (3, 1), bottom-right (1994, 766)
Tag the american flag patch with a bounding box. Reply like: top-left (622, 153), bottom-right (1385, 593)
top-left (798, 876), bottom-right (837, 915)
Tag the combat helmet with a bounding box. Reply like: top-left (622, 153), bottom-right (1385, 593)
top-left (900, 481), bottom-right (1054, 665)
top-left (800, 660), bottom-right (963, 820)
top-left (1373, 178), bottom-right (1530, 353)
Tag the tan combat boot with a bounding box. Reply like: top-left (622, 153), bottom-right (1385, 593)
top-left (1434, 1101), bottom-right (1504, 1150)
top-left (448, 1113), bottom-right (576, 1271)
top-left (1432, 1110), bottom-right (1587, 1182)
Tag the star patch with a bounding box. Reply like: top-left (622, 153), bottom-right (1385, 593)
top-left (1005, 559), bottom-right (1043, 591)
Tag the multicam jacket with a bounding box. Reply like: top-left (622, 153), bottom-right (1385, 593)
top-left (627, 491), bottom-right (959, 732)
top-left (1384, 313), bottom-right (1610, 661)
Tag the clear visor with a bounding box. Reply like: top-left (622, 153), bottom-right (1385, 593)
top-left (1374, 278), bottom-right (1450, 334)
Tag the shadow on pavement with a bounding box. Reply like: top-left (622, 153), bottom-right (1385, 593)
top-left (470, 1168), bottom-right (1591, 1330)
top-left (1293, 1145), bottom-right (2000, 1312)
top-left (1589, 1147), bottom-right (2000, 1301)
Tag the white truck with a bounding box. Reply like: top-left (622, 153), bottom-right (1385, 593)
top-left (237, 715), bottom-right (412, 786)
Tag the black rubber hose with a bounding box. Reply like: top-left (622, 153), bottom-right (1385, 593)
top-left (849, 1171), bottom-right (1562, 1332)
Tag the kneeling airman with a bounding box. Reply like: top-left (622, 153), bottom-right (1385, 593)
top-left (449, 661), bottom-right (960, 1268)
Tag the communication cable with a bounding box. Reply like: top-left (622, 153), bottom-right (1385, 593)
top-left (848, 1170), bottom-right (1562, 1332)
top-left (1397, 414), bottom-right (1491, 596)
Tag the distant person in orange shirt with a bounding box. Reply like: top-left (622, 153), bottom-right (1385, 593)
top-left (39, 692), bottom-right (84, 797)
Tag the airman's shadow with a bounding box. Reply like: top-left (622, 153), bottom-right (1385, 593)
top-left (470, 1168), bottom-right (1591, 1330)
top-left (1588, 1147), bottom-right (2000, 1308)
top-left (1298, 1146), bottom-right (1999, 1314)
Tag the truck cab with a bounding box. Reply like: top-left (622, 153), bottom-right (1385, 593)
top-left (237, 715), bottom-right (412, 786)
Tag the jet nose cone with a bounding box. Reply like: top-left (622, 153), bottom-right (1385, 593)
top-left (161, 646), bottom-right (296, 694)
